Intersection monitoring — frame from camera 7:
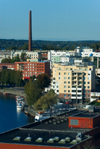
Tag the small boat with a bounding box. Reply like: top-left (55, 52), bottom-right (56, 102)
top-left (35, 112), bottom-right (51, 121)
top-left (17, 101), bottom-right (24, 110)
top-left (16, 96), bottom-right (25, 110)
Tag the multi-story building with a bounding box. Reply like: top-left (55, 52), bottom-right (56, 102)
top-left (51, 62), bottom-right (95, 103)
top-left (15, 61), bottom-right (50, 79)
top-left (12, 50), bottom-right (42, 60)
top-left (0, 63), bottom-right (16, 70)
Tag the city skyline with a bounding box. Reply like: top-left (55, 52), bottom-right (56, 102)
top-left (0, 0), bottom-right (100, 41)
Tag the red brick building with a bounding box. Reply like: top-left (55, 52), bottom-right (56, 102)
top-left (15, 61), bottom-right (50, 79)
top-left (0, 63), bottom-right (16, 70)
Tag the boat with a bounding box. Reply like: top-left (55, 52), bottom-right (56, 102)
top-left (17, 101), bottom-right (25, 110)
top-left (16, 96), bottom-right (25, 110)
top-left (35, 112), bottom-right (51, 121)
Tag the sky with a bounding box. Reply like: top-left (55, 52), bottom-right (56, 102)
top-left (0, 0), bottom-right (100, 41)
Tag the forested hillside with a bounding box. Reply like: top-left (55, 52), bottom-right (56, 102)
top-left (0, 39), bottom-right (100, 51)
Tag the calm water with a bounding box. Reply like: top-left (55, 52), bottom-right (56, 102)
top-left (0, 94), bottom-right (34, 133)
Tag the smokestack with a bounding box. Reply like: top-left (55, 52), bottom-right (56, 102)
top-left (28, 10), bottom-right (32, 51)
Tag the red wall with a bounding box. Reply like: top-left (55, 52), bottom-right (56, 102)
top-left (69, 117), bottom-right (93, 129)
top-left (0, 143), bottom-right (70, 149)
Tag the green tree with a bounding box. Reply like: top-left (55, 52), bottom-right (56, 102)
top-left (1, 57), bottom-right (12, 63)
top-left (14, 71), bottom-right (22, 86)
top-left (20, 52), bottom-right (27, 61)
top-left (24, 79), bottom-right (42, 106)
top-left (34, 89), bottom-right (57, 110)
top-left (36, 73), bottom-right (50, 89)
top-left (11, 56), bottom-right (20, 63)
top-left (22, 43), bottom-right (28, 50)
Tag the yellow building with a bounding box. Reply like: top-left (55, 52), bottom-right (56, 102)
top-left (51, 63), bottom-right (95, 103)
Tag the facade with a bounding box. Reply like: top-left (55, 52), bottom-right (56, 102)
top-left (0, 63), bottom-right (16, 70)
top-left (12, 51), bottom-right (42, 60)
top-left (15, 61), bottom-right (50, 79)
top-left (51, 62), bottom-right (95, 103)
top-left (0, 51), bottom-right (12, 63)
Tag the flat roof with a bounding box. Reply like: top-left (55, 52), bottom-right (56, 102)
top-left (0, 109), bottom-right (91, 148)
top-left (70, 111), bottom-right (100, 118)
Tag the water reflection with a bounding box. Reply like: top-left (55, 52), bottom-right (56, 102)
top-left (0, 94), bottom-right (34, 133)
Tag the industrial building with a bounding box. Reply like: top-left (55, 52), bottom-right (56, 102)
top-left (0, 109), bottom-right (100, 149)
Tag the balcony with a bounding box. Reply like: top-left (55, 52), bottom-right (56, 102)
top-left (77, 96), bottom-right (82, 99)
top-left (71, 96), bottom-right (76, 99)
top-left (71, 92), bottom-right (76, 95)
top-left (77, 92), bottom-right (82, 95)
top-left (71, 87), bottom-right (76, 90)
top-left (77, 88), bottom-right (82, 90)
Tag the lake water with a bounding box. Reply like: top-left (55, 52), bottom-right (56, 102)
top-left (0, 94), bottom-right (34, 133)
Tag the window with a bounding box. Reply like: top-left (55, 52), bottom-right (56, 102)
top-left (66, 68), bottom-right (69, 70)
top-left (68, 90), bottom-right (70, 92)
top-left (64, 90), bottom-right (66, 92)
top-left (88, 95), bottom-right (90, 97)
top-left (59, 68), bottom-right (61, 70)
top-left (68, 73), bottom-right (70, 75)
top-left (64, 77), bottom-right (67, 79)
top-left (68, 77), bottom-right (70, 79)
top-left (87, 91), bottom-right (90, 93)
top-left (68, 82), bottom-right (70, 84)
top-left (68, 86), bottom-right (70, 88)
top-left (59, 77), bottom-right (60, 80)
top-left (64, 72), bottom-right (66, 75)
top-left (64, 95), bottom-right (66, 97)
top-left (64, 81), bottom-right (66, 84)
top-left (88, 86), bottom-right (90, 88)
top-left (84, 82), bottom-right (86, 84)
top-left (68, 94), bottom-right (70, 97)
top-left (59, 72), bottom-right (60, 75)
top-left (70, 119), bottom-right (78, 125)
top-left (64, 86), bottom-right (66, 88)
top-left (84, 77), bottom-right (86, 80)
top-left (88, 82), bottom-right (90, 84)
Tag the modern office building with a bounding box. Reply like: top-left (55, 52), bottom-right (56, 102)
top-left (51, 62), bottom-right (95, 103)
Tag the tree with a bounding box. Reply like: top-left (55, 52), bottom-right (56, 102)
top-left (14, 71), bottom-right (23, 86)
top-left (36, 73), bottom-right (50, 89)
top-left (22, 43), bottom-right (28, 50)
top-left (34, 89), bottom-right (57, 110)
top-left (24, 79), bottom-right (42, 106)
top-left (1, 57), bottom-right (12, 63)
top-left (20, 52), bottom-right (27, 61)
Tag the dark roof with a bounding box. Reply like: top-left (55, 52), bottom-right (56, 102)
top-left (0, 109), bottom-right (91, 148)
top-left (70, 111), bottom-right (100, 118)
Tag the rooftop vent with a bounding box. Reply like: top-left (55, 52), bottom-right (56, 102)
top-left (36, 137), bottom-right (43, 143)
top-left (13, 136), bottom-right (21, 141)
top-left (47, 138), bottom-right (54, 143)
top-left (58, 139), bottom-right (66, 144)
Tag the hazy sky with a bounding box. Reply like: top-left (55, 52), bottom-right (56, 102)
top-left (0, 0), bottom-right (100, 41)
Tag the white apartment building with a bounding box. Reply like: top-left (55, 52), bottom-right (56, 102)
top-left (12, 50), bottom-right (42, 60)
top-left (51, 62), bottom-right (95, 104)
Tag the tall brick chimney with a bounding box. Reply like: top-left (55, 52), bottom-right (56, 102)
top-left (28, 10), bottom-right (32, 51)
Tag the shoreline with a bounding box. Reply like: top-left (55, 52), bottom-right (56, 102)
top-left (0, 88), bottom-right (25, 97)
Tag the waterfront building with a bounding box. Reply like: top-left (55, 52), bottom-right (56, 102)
top-left (0, 109), bottom-right (100, 148)
top-left (51, 62), bottom-right (95, 103)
